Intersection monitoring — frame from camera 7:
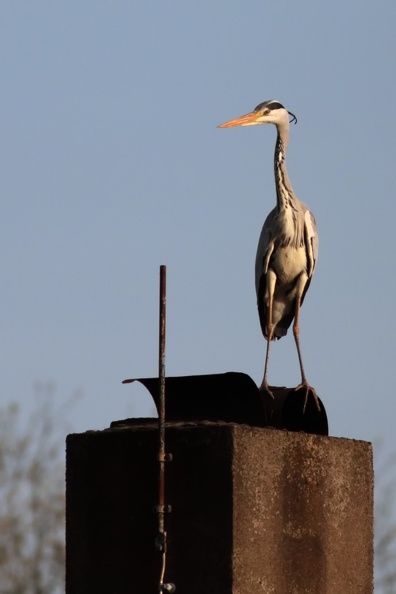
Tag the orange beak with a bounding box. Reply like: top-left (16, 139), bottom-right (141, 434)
top-left (217, 111), bottom-right (261, 128)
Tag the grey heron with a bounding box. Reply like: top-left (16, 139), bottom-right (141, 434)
top-left (218, 100), bottom-right (319, 411)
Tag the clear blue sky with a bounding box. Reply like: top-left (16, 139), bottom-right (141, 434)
top-left (1, 1), bottom-right (395, 455)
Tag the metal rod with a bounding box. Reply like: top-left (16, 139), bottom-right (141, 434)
top-left (158, 264), bottom-right (166, 539)
top-left (157, 265), bottom-right (176, 593)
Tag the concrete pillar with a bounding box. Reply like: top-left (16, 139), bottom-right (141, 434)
top-left (66, 421), bottom-right (373, 594)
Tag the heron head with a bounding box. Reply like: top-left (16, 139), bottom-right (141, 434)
top-left (218, 100), bottom-right (297, 128)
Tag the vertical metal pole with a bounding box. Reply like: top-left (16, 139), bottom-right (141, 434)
top-left (158, 264), bottom-right (166, 538)
top-left (157, 265), bottom-right (175, 593)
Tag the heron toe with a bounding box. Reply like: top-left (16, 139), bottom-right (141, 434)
top-left (294, 381), bottom-right (321, 413)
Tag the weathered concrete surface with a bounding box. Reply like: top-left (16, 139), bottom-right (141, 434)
top-left (232, 427), bottom-right (373, 594)
top-left (66, 422), bottom-right (373, 594)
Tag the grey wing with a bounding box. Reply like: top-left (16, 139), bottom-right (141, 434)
top-left (304, 209), bottom-right (318, 279)
top-left (255, 208), bottom-right (277, 338)
top-left (301, 208), bottom-right (318, 304)
top-left (255, 208), bottom-right (277, 296)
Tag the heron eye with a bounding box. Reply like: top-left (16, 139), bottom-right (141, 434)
top-left (263, 109), bottom-right (270, 115)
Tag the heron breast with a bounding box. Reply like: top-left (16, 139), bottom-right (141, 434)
top-left (271, 245), bottom-right (307, 285)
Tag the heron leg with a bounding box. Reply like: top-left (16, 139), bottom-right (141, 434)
top-left (293, 294), bottom-right (307, 382)
top-left (259, 270), bottom-right (276, 398)
top-left (293, 291), bottom-right (320, 412)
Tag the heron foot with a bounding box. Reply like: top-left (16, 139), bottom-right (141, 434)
top-left (294, 381), bottom-right (321, 413)
top-left (258, 382), bottom-right (275, 400)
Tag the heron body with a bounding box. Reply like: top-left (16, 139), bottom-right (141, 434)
top-left (218, 100), bottom-right (319, 410)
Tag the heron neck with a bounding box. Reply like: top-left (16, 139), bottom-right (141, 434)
top-left (274, 126), bottom-right (295, 211)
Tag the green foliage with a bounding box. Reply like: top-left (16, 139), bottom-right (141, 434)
top-left (0, 384), bottom-right (66, 594)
